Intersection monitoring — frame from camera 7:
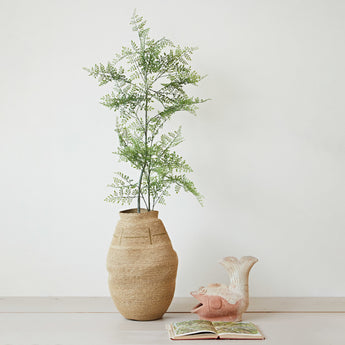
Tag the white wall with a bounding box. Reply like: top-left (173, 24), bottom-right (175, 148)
top-left (1, 0), bottom-right (344, 297)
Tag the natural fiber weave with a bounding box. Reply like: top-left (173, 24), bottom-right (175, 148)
top-left (107, 209), bottom-right (178, 320)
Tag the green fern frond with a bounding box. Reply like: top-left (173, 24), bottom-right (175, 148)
top-left (85, 12), bottom-right (208, 211)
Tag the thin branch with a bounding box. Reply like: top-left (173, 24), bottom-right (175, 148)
top-left (137, 161), bottom-right (147, 212)
top-left (153, 186), bottom-right (169, 208)
top-left (140, 190), bottom-right (148, 209)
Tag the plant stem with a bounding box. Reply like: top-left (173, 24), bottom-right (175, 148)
top-left (137, 161), bottom-right (146, 213)
top-left (147, 168), bottom-right (151, 210)
top-left (137, 58), bottom-right (149, 212)
top-left (143, 93), bottom-right (149, 211)
top-left (140, 190), bottom-right (148, 209)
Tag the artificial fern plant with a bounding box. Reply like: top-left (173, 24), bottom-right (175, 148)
top-left (85, 12), bottom-right (207, 213)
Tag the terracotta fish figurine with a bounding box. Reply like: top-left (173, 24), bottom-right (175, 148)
top-left (191, 256), bottom-right (258, 321)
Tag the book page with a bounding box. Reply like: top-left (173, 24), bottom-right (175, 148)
top-left (212, 321), bottom-right (262, 337)
top-left (172, 320), bottom-right (216, 336)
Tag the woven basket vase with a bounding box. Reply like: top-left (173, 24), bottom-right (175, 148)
top-left (107, 208), bottom-right (178, 320)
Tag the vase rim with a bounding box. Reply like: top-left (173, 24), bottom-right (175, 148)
top-left (119, 208), bottom-right (159, 218)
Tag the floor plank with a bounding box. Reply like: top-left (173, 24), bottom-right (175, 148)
top-left (0, 312), bottom-right (344, 345)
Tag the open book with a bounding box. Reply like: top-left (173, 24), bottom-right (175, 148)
top-left (168, 320), bottom-right (264, 340)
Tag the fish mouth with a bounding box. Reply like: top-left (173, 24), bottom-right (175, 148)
top-left (191, 303), bottom-right (203, 313)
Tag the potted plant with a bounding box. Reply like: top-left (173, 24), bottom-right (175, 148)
top-left (85, 12), bottom-right (207, 320)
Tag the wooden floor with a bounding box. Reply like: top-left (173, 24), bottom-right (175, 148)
top-left (1, 297), bottom-right (344, 344)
